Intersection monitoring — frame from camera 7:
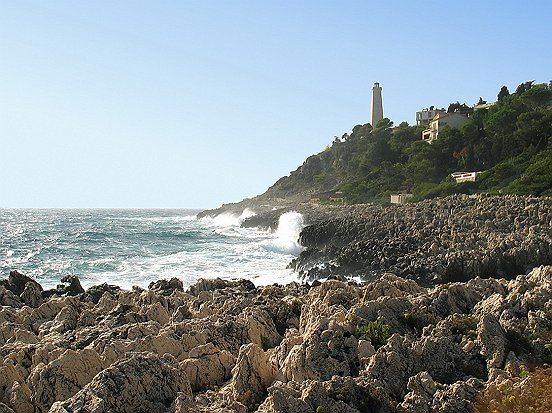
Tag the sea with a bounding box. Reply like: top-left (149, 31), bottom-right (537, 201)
top-left (0, 208), bottom-right (305, 290)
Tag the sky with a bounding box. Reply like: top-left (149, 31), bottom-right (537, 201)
top-left (1, 1), bottom-right (551, 208)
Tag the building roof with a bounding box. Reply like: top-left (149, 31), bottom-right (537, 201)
top-left (431, 112), bottom-right (468, 122)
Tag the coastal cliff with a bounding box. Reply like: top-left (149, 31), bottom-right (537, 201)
top-left (1, 267), bottom-right (552, 412)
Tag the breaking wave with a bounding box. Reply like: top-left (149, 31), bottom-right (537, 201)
top-left (201, 208), bottom-right (257, 228)
top-left (262, 211), bottom-right (304, 256)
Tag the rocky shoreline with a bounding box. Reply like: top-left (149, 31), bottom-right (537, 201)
top-left (1, 266), bottom-right (552, 412)
top-left (2, 194), bottom-right (552, 412)
top-left (235, 195), bottom-right (552, 286)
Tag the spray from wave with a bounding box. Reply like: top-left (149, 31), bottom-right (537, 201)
top-left (201, 208), bottom-right (257, 228)
top-left (262, 211), bottom-right (304, 256)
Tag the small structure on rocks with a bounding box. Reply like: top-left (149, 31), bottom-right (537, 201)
top-left (390, 193), bottom-right (413, 204)
top-left (310, 191), bottom-right (344, 204)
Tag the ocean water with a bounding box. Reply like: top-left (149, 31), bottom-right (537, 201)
top-left (0, 208), bottom-right (304, 290)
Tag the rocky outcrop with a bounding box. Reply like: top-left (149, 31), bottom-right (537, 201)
top-left (48, 353), bottom-right (192, 413)
top-left (181, 343), bottom-right (235, 392)
top-left (0, 267), bottom-right (551, 412)
top-left (30, 348), bottom-right (104, 412)
top-left (0, 271), bottom-right (43, 308)
top-left (230, 344), bottom-right (277, 408)
top-left (42, 275), bottom-right (85, 299)
top-left (291, 195), bottom-right (552, 284)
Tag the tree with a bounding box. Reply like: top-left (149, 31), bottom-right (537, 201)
top-left (515, 80), bottom-right (534, 95)
top-left (447, 102), bottom-right (473, 115)
top-left (364, 139), bottom-right (394, 166)
top-left (484, 106), bottom-right (519, 160)
top-left (350, 124), bottom-right (372, 140)
top-left (375, 118), bottom-right (393, 129)
top-left (470, 106), bottom-right (489, 130)
top-left (389, 124), bottom-right (422, 162)
top-left (404, 141), bottom-right (443, 183)
top-left (497, 85), bottom-right (510, 101)
top-left (520, 83), bottom-right (552, 108)
top-left (513, 109), bottom-right (552, 151)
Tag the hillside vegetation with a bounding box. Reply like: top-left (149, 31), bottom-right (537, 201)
top-left (261, 81), bottom-right (552, 203)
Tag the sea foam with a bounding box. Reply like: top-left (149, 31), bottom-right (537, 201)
top-left (202, 208), bottom-right (257, 228)
top-left (262, 211), bottom-right (304, 256)
top-left (1, 208), bottom-right (303, 290)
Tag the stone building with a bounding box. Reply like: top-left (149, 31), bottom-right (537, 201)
top-left (390, 193), bottom-right (413, 204)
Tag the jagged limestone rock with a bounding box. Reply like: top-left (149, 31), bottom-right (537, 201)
top-left (48, 353), bottom-right (192, 413)
top-left (30, 349), bottom-right (103, 413)
top-left (230, 343), bottom-right (277, 407)
top-left (0, 267), bottom-right (551, 412)
top-left (180, 343), bottom-right (235, 392)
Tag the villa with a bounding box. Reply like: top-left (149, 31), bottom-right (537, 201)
top-left (422, 112), bottom-right (470, 143)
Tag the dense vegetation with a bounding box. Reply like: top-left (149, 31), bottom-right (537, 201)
top-left (263, 81), bottom-right (552, 203)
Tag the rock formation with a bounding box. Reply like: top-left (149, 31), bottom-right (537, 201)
top-left (1, 265), bottom-right (552, 412)
top-left (288, 194), bottom-right (552, 284)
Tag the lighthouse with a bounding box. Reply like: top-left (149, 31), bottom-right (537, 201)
top-left (371, 82), bottom-right (383, 127)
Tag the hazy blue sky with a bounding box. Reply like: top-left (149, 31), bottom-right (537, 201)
top-left (1, 1), bottom-right (551, 208)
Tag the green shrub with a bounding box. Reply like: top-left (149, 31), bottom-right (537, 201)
top-left (357, 320), bottom-right (391, 348)
top-left (519, 364), bottom-right (529, 379)
top-left (505, 148), bottom-right (552, 196)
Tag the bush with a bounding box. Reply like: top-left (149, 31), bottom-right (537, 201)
top-left (357, 320), bottom-right (391, 348)
top-left (412, 177), bottom-right (475, 200)
top-left (506, 148), bottom-right (552, 196)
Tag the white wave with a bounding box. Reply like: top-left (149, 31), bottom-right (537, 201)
top-left (201, 208), bottom-right (257, 229)
top-left (180, 215), bottom-right (198, 221)
top-left (89, 257), bottom-right (117, 266)
top-left (261, 211), bottom-right (304, 256)
top-left (81, 244), bottom-right (299, 290)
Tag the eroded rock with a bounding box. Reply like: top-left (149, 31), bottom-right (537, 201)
top-left (0, 265), bottom-right (551, 413)
top-left (48, 353), bottom-right (192, 413)
top-left (230, 344), bottom-right (276, 407)
top-left (181, 343), bottom-right (235, 392)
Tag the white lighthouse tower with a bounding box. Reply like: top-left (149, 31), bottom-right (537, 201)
top-left (371, 82), bottom-right (383, 127)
